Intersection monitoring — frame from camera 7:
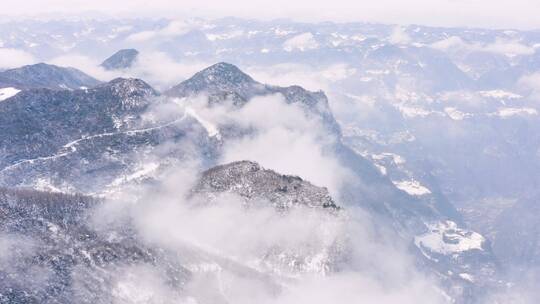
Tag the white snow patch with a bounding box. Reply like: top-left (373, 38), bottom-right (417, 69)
top-left (206, 30), bottom-right (244, 41)
top-left (112, 279), bottom-right (159, 303)
top-left (444, 107), bottom-right (471, 120)
top-left (283, 33), bottom-right (319, 52)
top-left (372, 152), bottom-right (406, 165)
top-left (186, 262), bottom-right (223, 273)
top-left (80, 250), bottom-right (92, 262)
top-left (34, 178), bottom-right (65, 193)
top-left (492, 107), bottom-right (538, 118)
top-left (393, 179), bottom-right (431, 196)
top-left (479, 90), bottom-right (522, 99)
top-left (396, 104), bottom-right (431, 118)
top-left (415, 221), bottom-right (485, 255)
top-left (374, 164), bottom-right (387, 175)
top-left (0, 87), bottom-right (20, 101)
top-left (394, 86), bottom-right (433, 103)
top-left (273, 28), bottom-right (295, 37)
top-left (47, 223), bottom-right (60, 234)
top-left (389, 131), bottom-right (416, 144)
top-left (350, 34), bottom-right (366, 41)
top-left (107, 162), bottom-right (160, 190)
top-left (126, 163), bottom-right (159, 181)
top-left (111, 115), bottom-right (127, 129)
top-left (359, 76), bottom-right (373, 82)
top-left (459, 273), bottom-right (475, 283)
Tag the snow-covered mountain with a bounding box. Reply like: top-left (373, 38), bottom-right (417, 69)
top-left (0, 163), bottom-right (341, 303)
top-left (0, 63), bottom-right (100, 90)
top-left (100, 48), bottom-right (139, 70)
top-left (1, 17), bottom-right (540, 303)
top-left (0, 59), bottom-right (505, 302)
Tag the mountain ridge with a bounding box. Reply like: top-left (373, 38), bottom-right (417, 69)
top-left (0, 63), bottom-right (101, 90)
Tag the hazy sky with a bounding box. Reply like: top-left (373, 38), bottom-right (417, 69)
top-left (1, 0), bottom-right (539, 30)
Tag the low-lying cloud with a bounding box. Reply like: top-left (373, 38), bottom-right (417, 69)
top-left (126, 20), bottom-right (201, 42)
top-left (48, 51), bottom-right (211, 90)
top-left (77, 87), bottom-right (452, 303)
top-left (0, 48), bottom-right (36, 69)
top-left (92, 162), bottom-right (446, 304)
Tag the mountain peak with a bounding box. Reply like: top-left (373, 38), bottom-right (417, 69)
top-left (191, 62), bottom-right (255, 86)
top-left (100, 49), bottom-right (139, 70)
top-left (165, 62), bottom-right (257, 99)
top-left (8, 63), bottom-right (75, 75)
top-left (194, 160), bottom-right (338, 210)
top-left (98, 77), bottom-right (158, 99)
top-left (164, 63), bottom-right (337, 130)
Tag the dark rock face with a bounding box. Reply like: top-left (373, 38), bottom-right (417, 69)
top-left (0, 63), bottom-right (100, 90)
top-left (100, 49), bottom-right (139, 70)
top-left (194, 160), bottom-right (339, 210)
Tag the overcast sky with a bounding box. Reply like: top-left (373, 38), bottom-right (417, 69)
top-left (2, 0), bottom-right (539, 30)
